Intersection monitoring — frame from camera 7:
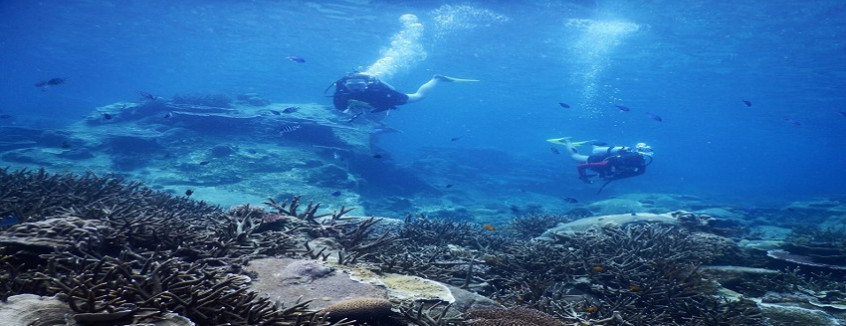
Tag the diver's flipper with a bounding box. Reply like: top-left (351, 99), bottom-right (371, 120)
top-left (546, 137), bottom-right (570, 146)
top-left (434, 75), bottom-right (480, 82)
top-left (546, 137), bottom-right (591, 147)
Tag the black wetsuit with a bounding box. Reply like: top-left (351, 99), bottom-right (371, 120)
top-left (332, 73), bottom-right (409, 113)
top-left (578, 147), bottom-right (648, 182)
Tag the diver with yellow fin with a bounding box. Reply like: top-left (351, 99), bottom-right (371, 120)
top-left (550, 137), bottom-right (653, 194)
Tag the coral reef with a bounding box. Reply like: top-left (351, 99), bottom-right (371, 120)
top-left (2, 166), bottom-right (844, 325)
top-left (506, 214), bottom-right (570, 240)
top-left (362, 217), bottom-right (765, 325)
top-left (0, 168), bottom-right (362, 325)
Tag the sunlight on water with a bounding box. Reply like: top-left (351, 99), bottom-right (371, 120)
top-left (365, 14), bottom-right (426, 78)
top-left (431, 4), bottom-right (509, 41)
top-left (565, 18), bottom-right (640, 111)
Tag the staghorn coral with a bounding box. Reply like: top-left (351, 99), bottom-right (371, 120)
top-left (506, 214), bottom-right (570, 240)
top-left (495, 224), bottom-right (763, 325)
top-left (0, 168), bottom-right (221, 225)
top-left (35, 250), bottom-right (350, 325)
top-left (267, 196), bottom-right (398, 264)
top-left (396, 301), bottom-right (463, 326)
top-left (0, 216), bottom-right (113, 251)
top-left (0, 168), bottom-right (359, 325)
top-left (367, 219), bottom-right (763, 325)
top-left (364, 216), bottom-right (516, 291)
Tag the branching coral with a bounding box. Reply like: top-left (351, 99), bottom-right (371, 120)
top-left (507, 214), bottom-right (570, 240)
top-left (364, 216), bottom-right (513, 291)
top-left (364, 218), bottom-right (762, 325)
top-left (35, 250), bottom-right (350, 325)
top-left (487, 224), bottom-right (763, 325)
top-left (396, 301), bottom-right (463, 326)
top-left (266, 196), bottom-right (398, 264)
top-left (0, 168), bottom-right (360, 325)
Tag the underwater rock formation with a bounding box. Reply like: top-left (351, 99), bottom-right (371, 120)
top-left (0, 294), bottom-right (75, 326)
top-left (0, 95), bottom-right (416, 209)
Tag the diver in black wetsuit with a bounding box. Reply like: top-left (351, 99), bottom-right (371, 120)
top-left (330, 72), bottom-right (475, 114)
top-left (566, 141), bottom-right (654, 193)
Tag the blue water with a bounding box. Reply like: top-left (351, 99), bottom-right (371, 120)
top-left (1, 0), bottom-right (845, 206)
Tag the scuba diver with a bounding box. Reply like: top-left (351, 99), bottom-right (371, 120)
top-left (548, 138), bottom-right (654, 193)
top-left (328, 72), bottom-right (478, 116)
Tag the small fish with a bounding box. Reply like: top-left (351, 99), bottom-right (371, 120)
top-left (585, 307), bottom-right (598, 312)
top-left (282, 106), bottom-right (300, 114)
top-left (0, 114), bottom-right (11, 119)
top-left (482, 224), bottom-right (495, 231)
top-left (591, 141), bottom-right (608, 146)
top-left (550, 147), bottom-right (560, 155)
top-left (333, 152), bottom-right (342, 160)
top-left (591, 265), bottom-right (604, 272)
top-left (102, 113), bottom-right (113, 120)
top-left (372, 154), bottom-right (383, 159)
top-left (628, 285), bottom-right (642, 291)
top-left (450, 136), bottom-right (462, 142)
top-left (163, 111), bottom-right (173, 119)
top-left (35, 78), bottom-right (65, 87)
top-left (742, 100), bottom-right (752, 107)
top-left (330, 190), bottom-right (342, 197)
top-left (185, 189), bottom-right (194, 197)
top-left (630, 212), bottom-right (637, 216)
top-left (615, 104), bottom-right (631, 112)
top-left (563, 197), bottom-right (578, 203)
top-left (139, 91), bottom-right (160, 101)
top-left (445, 184), bottom-right (453, 188)
top-left (839, 111), bottom-right (846, 117)
top-left (61, 141), bottom-right (71, 149)
top-left (198, 161), bottom-right (210, 166)
top-left (558, 102), bottom-right (571, 108)
top-left (269, 110), bottom-right (281, 115)
top-left (279, 124), bottom-right (302, 135)
top-left (287, 55), bottom-right (306, 63)
top-left (0, 217), bottom-right (21, 226)
top-left (783, 117), bottom-right (801, 126)
top-left (646, 112), bottom-right (663, 122)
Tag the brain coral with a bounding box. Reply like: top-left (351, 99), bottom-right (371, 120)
top-left (320, 298), bottom-right (393, 324)
top-left (466, 307), bottom-right (564, 326)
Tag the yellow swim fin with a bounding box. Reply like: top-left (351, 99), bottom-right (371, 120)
top-left (546, 137), bottom-right (591, 147)
top-left (434, 75), bottom-right (479, 82)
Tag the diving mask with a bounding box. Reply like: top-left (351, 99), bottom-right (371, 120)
top-left (344, 78), bottom-right (369, 91)
top-left (635, 142), bottom-right (653, 155)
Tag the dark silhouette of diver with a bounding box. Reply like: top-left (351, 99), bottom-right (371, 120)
top-left (329, 72), bottom-right (477, 115)
top-left (557, 138), bottom-right (653, 194)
